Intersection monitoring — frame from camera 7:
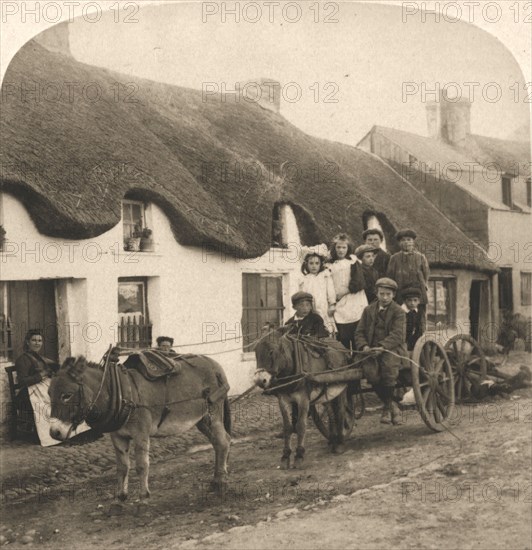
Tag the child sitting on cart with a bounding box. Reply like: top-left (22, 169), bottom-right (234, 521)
top-left (355, 278), bottom-right (408, 425)
top-left (284, 291), bottom-right (345, 369)
top-left (279, 291), bottom-right (346, 436)
top-left (402, 287), bottom-right (426, 352)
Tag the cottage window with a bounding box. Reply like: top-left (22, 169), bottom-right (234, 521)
top-left (117, 278), bottom-right (152, 349)
top-left (502, 176), bottom-right (512, 207)
top-left (242, 274), bottom-right (284, 348)
top-left (426, 277), bottom-right (456, 329)
top-left (521, 272), bottom-right (532, 306)
top-left (122, 200), bottom-right (144, 238)
top-left (0, 282), bottom-right (13, 362)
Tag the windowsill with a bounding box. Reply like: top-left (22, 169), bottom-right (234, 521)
top-left (116, 250), bottom-right (163, 257)
top-left (241, 352), bottom-right (256, 362)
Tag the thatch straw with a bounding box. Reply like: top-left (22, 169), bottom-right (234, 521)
top-left (0, 40), bottom-right (497, 273)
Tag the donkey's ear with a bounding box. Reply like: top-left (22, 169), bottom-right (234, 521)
top-left (67, 356), bottom-right (87, 381)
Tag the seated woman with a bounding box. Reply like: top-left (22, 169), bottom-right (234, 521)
top-left (14, 329), bottom-right (90, 446)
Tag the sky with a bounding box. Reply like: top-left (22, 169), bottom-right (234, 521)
top-left (1, 1), bottom-right (530, 146)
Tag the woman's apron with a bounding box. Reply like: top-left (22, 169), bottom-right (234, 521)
top-left (28, 378), bottom-right (90, 447)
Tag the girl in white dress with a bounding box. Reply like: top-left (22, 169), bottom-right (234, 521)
top-left (298, 252), bottom-right (337, 335)
top-left (326, 234), bottom-right (368, 351)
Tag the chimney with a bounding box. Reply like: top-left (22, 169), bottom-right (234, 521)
top-left (33, 21), bottom-right (71, 56)
top-left (239, 78), bottom-right (281, 114)
top-left (425, 89), bottom-right (471, 147)
top-left (440, 91), bottom-right (471, 147)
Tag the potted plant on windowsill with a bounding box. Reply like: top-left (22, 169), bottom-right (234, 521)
top-left (125, 223), bottom-right (143, 252)
top-left (140, 227), bottom-right (154, 252)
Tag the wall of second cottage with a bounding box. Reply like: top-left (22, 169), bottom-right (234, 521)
top-left (0, 193), bottom-right (307, 416)
top-left (489, 209), bottom-right (532, 316)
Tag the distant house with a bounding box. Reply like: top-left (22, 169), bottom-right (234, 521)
top-left (0, 24), bottom-right (498, 428)
top-left (358, 91), bottom-right (531, 320)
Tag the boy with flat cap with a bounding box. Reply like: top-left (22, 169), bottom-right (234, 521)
top-left (282, 291), bottom-right (342, 436)
top-left (353, 244), bottom-right (379, 304)
top-left (386, 229), bottom-right (429, 316)
top-left (355, 278), bottom-right (407, 425)
top-left (402, 287), bottom-right (426, 351)
top-left (285, 291), bottom-right (330, 338)
top-left (362, 228), bottom-right (390, 278)
top-left (285, 291), bottom-right (346, 368)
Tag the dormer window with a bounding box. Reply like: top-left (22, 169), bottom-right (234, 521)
top-left (122, 200), bottom-right (154, 252)
top-left (271, 204), bottom-right (301, 248)
top-left (502, 176), bottom-right (512, 207)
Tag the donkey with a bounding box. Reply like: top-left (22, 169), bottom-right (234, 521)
top-left (48, 355), bottom-right (231, 501)
top-left (254, 329), bottom-right (349, 469)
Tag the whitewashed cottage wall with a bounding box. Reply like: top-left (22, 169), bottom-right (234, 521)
top-left (0, 194), bottom-right (307, 419)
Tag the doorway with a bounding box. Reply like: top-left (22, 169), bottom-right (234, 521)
top-left (4, 280), bottom-right (58, 362)
top-left (470, 280), bottom-right (489, 342)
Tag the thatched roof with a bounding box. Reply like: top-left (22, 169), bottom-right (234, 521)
top-left (0, 39), bottom-right (497, 273)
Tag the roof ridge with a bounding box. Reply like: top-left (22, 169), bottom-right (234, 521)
top-left (358, 147), bottom-right (496, 266)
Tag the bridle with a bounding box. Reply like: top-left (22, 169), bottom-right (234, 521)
top-left (65, 345), bottom-right (114, 439)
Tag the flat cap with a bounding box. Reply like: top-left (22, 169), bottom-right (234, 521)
top-left (375, 278), bottom-right (398, 291)
top-left (156, 336), bottom-right (174, 345)
top-left (402, 287), bottom-right (421, 299)
top-left (395, 229), bottom-right (417, 241)
top-left (362, 228), bottom-right (384, 240)
top-left (354, 244), bottom-right (378, 259)
top-left (291, 291), bottom-right (314, 306)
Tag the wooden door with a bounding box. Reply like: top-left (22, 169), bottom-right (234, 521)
top-left (8, 281), bottom-right (58, 361)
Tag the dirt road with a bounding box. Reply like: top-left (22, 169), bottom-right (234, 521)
top-left (1, 363), bottom-right (531, 549)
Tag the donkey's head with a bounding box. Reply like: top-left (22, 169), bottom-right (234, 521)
top-left (48, 356), bottom-right (93, 440)
top-left (253, 329), bottom-right (294, 389)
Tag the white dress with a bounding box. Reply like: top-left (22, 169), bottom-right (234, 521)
top-left (328, 256), bottom-right (368, 324)
top-left (298, 270), bottom-right (337, 334)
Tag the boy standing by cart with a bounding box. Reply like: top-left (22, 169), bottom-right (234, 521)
top-left (402, 287), bottom-right (426, 351)
top-left (387, 229), bottom-right (430, 318)
top-left (362, 228), bottom-right (390, 278)
top-left (355, 278), bottom-right (408, 425)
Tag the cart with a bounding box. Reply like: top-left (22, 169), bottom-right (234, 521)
top-left (307, 334), bottom-right (456, 438)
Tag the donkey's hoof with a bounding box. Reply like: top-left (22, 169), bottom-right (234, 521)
top-left (108, 503), bottom-right (125, 516)
top-left (293, 457), bottom-right (305, 469)
top-left (117, 492), bottom-right (128, 502)
top-left (134, 502), bottom-right (151, 516)
top-left (332, 443), bottom-right (346, 455)
top-left (280, 458), bottom-right (290, 470)
top-left (211, 480), bottom-right (228, 495)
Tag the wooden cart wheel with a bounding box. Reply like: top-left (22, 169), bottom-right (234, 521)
top-left (411, 335), bottom-right (455, 432)
top-left (310, 391), bottom-right (357, 440)
top-left (349, 381), bottom-right (366, 420)
top-left (444, 334), bottom-right (487, 402)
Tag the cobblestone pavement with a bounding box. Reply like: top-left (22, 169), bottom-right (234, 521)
top-left (0, 391), bottom-right (287, 502)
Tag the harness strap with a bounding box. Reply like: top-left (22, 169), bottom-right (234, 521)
top-left (157, 376), bottom-right (171, 429)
